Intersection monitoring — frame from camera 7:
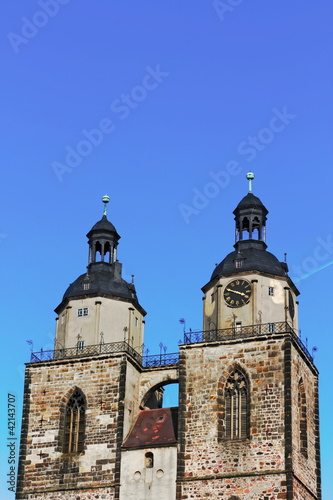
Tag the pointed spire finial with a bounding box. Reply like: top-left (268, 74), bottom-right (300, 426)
top-left (102, 194), bottom-right (110, 216)
top-left (246, 172), bottom-right (255, 193)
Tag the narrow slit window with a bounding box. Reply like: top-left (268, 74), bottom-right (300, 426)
top-left (235, 322), bottom-right (242, 332)
top-left (145, 452), bottom-right (154, 468)
top-left (298, 379), bottom-right (308, 458)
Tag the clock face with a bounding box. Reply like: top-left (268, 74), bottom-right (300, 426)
top-left (224, 279), bottom-right (252, 308)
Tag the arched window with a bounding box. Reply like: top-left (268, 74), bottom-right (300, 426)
top-left (298, 379), bottom-right (308, 458)
top-left (95, 241), bottom-right (102, 261)
top-left (145, 452), bottom-right (154, 468)
top-left (225, 369), bottom-right (248, 439)
top-left (63, 388), bottom-right (86, 453)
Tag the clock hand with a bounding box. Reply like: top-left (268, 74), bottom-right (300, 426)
top-left (226, 288), bottom-right (246, 297)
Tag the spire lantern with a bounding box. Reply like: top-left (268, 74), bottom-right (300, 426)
top-left (86, 196), bottom-right (120, 266)
top-left (233, 173), bottom-right (268, 245)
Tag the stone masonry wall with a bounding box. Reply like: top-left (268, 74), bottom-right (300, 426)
top-left (178, 336), bottom-right (288, 499)
top-left (16, 353), bottom-right (127, 499)
top-left (293, 477), bottom-right (318, 500)
top-left (290, 343), bottom-right (320, 498)
top-left (179, 474), bottom-right (288, 499)
top-left (22, 487), bottom-right (116, 500)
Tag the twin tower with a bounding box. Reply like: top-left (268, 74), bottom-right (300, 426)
top-left (16, 177), bottom-right (321, 500)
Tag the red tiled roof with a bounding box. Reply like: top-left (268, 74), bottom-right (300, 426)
top-left (122, 407), bottom-right (178, 448)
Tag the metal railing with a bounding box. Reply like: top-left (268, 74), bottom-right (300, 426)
top-left (183, 321), bottom-right (313, 363)
top-left (30, 341), bottom-right (179, 368)
top-left (29, 322), bottom-right (312, 367)
top-left (143, 352), bottom-right (179, 367)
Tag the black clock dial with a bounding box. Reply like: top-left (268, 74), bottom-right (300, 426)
top-left (288, 290), bottom-right (295, 319)
top-left (223, 279), bottom-right (252, 308)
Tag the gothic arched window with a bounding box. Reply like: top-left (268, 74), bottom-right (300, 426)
top-left (298, 379), bottom-right (308, 458)
top-left (63, 388), bottom-right (86, 454)
top-left (225, 369), bottom-right (248, 440)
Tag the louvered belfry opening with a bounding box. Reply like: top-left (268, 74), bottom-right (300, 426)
top-left (225, 369), bottom-right (248, 440)
top-left (63, 388), bottom-right (86, 454)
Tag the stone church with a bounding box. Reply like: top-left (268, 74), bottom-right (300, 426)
top-left (16, 174), bottom-right (321, 499)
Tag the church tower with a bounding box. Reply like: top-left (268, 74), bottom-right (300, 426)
top-left (202, 172), bottom-right (298, 333)
top-left (16, 180), bottom-right (321, 500)
top-left (16, 197), bottom-right (179, 500)
top-left (177, 173), bottom-right (321, 499)
top-left (54, 195), bottom-right (145, 352)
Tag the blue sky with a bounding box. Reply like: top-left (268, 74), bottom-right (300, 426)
top-left (0, 1), bottom-right (332, 498)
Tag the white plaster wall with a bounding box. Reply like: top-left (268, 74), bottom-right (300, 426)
top-left (204, 273), bottom-right (298, 332)
top-left (55, 296), bottom-right (144, 348)
top-left (120, 447), bottom-right (177, 500)
top-left (123, 361), bottom-right (141, 440)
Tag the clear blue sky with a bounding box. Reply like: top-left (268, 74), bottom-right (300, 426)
top-left (0, 1), bottom-right (332, 498)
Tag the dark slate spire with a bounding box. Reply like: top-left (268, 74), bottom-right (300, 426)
top-left (211, 173), bottom-right (288, 280)
top-left (55, 196), bottom-right (145, 314)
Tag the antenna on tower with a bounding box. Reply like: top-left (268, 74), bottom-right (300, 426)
top-left (102, 194), bottom-right (110, 216)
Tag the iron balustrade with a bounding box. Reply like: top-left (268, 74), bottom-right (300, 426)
top-left (143, 352), bottom-right (180, 368)
top-left (30, 341), bottom-right (179, 368)
top-left (183, 321), bottom-right (313, 363)
top-left (29, 322), bottom-right (312, 367)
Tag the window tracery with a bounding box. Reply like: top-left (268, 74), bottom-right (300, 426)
top-left (225, 369), bottom-right (248, 439)
top-left (63, 388), bottom-right (86, 454)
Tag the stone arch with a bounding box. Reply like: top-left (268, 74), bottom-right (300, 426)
top-left (139, 369), bottom-right (179, 409)
top-left (57, 386), bottom-right (87, 453)
top-left (217, 362), bottom-right (250, 442)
